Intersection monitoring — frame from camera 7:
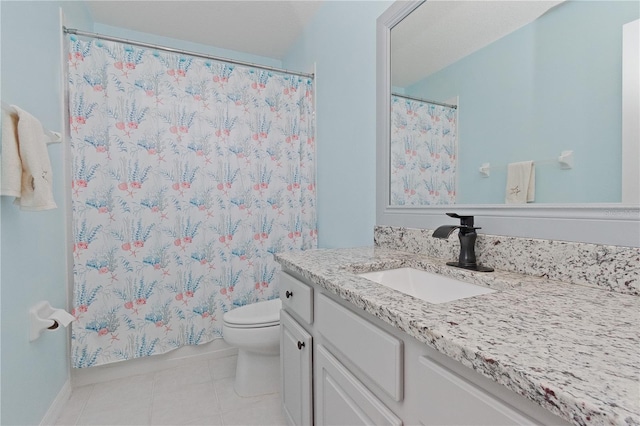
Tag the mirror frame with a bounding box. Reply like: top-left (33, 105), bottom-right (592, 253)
top-left (376, 1), bottom-right (639, 247)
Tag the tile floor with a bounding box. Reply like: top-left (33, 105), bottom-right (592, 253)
top-left (54, 356), bottom-right (286, 425)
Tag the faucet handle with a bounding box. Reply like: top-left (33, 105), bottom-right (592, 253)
top-left (446, 212), bottom-right (474, 227)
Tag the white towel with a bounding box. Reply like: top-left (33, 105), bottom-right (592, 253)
top-left (1, 105), bottom-right (57, 210)
top-left (505, 161), bottom-right (535, 204)
top-left (1, 106), bottom-right (22, 197)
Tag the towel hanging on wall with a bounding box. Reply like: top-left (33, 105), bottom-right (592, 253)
top-left (1, 105), bottom-right (22, 198)
top-left (1, 104), bottom-right (57, 210)
top-left (505, 161), bottom-right (535, 204)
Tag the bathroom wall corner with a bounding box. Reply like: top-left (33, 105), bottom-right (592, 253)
top-left (38, 379), bottom-right (72, 426)
top-left (282, 1), bottom-right (393, 249)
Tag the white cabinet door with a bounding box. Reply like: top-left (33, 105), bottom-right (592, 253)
top-left (316, 293), bottom-right (403, 401)
top-left (281, 310), bottom-right (313, 426)
top-left (315, 344), bottom-right (402, 426)
top-left (415, 356), bottom-right (537, 426)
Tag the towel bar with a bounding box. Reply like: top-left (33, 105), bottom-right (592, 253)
top-left (479, 150), bottom-right (573, 177)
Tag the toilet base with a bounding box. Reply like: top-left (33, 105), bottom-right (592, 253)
top-left (234, 350), bottom-right (280, 397)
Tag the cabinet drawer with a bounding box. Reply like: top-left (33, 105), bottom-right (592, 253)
top-left (279, 272), bottom-right (313, 324)
top-left (315, 345), bottom-right (402, 426)
top-left (415, 355), bottom-right (536, 425)
top-left (316, 293), bottom-right (403, 401)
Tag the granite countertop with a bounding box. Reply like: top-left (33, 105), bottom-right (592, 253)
top-left (274, 247), bottom-right (640, 426)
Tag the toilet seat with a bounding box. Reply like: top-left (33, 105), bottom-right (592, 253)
top-left (223, 298), bottom-right (281, 328)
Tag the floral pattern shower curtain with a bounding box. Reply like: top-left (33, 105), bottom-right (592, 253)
top-left (67, 36), bottom-right (316, 368)
top-left (390, 95), bottom-right (457, 205)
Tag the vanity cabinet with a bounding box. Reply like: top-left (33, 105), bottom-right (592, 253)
top-left (278, 270), bottom-right (569, 426)
top-left (281, 310), bottom-right (313, 426)
top-left (315, 344), bottom-right (402, 426)
top-left (280, 271), bottom-right (314, 426)
top-left (414, 355), bottom-right (536, 425)
top-left (316, 293), bottom-right (403, 401)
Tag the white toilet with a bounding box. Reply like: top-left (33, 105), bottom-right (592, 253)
top-left (222, 298), bottom-right (282, 397)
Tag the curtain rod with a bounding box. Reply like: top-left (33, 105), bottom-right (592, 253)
top-left (392, 93), bottom-right (457, 110)
top-left (63, 27), bottom-right (314, 79)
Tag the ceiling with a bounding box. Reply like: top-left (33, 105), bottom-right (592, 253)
top-left (392, 1), bottom-right (565, 88)
top-left (85, 1), bottom-right (324, 60)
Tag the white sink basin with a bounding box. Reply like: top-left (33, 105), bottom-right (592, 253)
top-left (358, 267), bottom-right (495, 304)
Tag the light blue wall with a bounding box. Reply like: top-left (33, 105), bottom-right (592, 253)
top-left (93, 23), bottom-right (283, 69)
top-left (283, 1), bottom-right (392, 248)
top-left (407, 1), bottom-right (639, 204)
top-left (0, 2), bottom-right (92, 425)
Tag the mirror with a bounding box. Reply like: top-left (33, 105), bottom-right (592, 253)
top-left (376, 1), bottom-right (639, 247)
top-left (389, 0), bottom-right (639, 206)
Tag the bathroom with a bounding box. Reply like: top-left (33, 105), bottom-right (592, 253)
top-left (1, 1), bottom-right (638, 425)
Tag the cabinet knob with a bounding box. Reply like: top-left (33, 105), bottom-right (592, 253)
top-left (285, 291), bottom-right (293, 299)
top-left (297, 341), bottom-right (305, 350)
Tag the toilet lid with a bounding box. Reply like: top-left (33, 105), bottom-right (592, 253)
top-left (223, 298), bottom-right (282, 327)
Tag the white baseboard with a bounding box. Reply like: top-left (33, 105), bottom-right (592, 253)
top-left (71, 339), bottom-right (238, 387)
top-left (40, 379), bottom-right (72, 426)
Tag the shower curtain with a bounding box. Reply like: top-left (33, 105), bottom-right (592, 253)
top-left (67, 36), bottom-right (316, 368)
top-left (390, 95), bottom-right (457, 205)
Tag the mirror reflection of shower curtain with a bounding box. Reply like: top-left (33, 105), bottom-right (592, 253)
top-left (390, 95), bottom-right (457, 206)
top-left (67, 36), bottom-right (316, 368)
